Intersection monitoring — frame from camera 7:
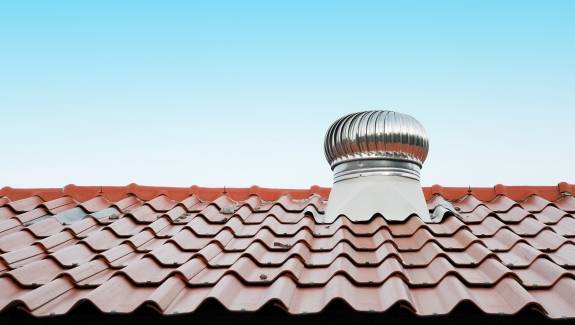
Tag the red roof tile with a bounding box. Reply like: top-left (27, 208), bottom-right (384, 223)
top-left (0, 184), bottom-right (575, 319)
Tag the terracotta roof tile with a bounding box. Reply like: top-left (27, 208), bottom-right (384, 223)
top-left (1, 185), bottom-right (575, 319)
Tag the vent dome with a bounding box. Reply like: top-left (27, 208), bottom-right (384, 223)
top-left (324, 111), bottom-right (429, 182)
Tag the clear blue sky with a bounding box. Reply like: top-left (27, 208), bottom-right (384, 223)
top-left (1, 1), bottom-right (573, 189)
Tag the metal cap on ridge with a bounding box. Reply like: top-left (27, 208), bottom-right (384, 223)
top-left (324, 111), bottom-right (429, 182)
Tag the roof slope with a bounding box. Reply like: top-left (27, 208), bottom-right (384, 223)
top-left (0, 184), bottom-right (575, 319)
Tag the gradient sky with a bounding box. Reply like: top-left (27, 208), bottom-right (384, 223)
top-left (1, 1), bottom-right (574, 189)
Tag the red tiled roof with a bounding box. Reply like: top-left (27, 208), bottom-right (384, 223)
top-left (0, 183), bottom-right (575, 319)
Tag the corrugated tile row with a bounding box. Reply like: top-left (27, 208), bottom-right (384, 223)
top-left (0, 185), bottom-right (575, 319)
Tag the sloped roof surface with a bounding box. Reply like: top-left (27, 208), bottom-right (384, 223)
top-left (1, 183), bottom-right (575, 319)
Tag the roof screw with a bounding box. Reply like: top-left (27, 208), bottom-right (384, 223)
top-left (260, 274), bottom-right (267, 280)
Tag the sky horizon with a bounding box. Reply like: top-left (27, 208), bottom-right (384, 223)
top-left (1, 1), bottom-right (574, 189)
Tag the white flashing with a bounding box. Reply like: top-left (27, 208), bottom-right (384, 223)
top-left (324, 175), bottom-right (433, 223)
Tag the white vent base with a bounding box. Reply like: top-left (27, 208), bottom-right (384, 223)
top-left (323, 175), bottom-right (433, 223)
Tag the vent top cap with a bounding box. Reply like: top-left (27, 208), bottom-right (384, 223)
top-left (324, 110), bottom-right (429, 169)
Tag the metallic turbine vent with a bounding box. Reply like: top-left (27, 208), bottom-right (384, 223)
top-left (324, 110), bottom-right (429, 182)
